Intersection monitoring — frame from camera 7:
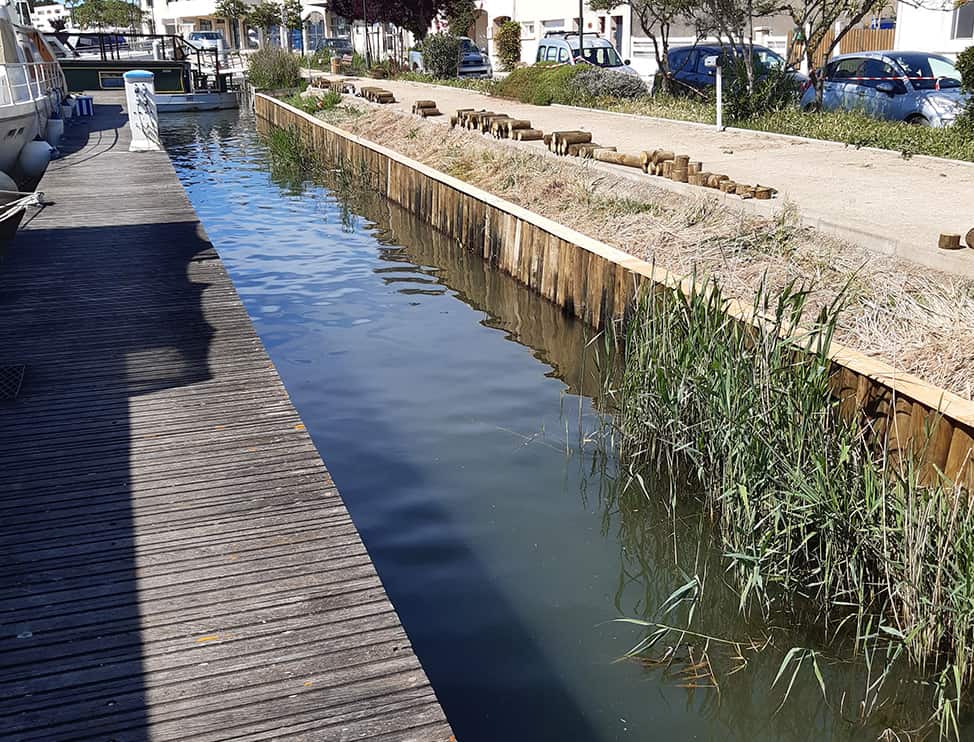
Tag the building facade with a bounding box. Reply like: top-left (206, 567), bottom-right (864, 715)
top-left (894, 0), bottom-right (974, 59)
top-left (142, 0), bottom-right (342, 50)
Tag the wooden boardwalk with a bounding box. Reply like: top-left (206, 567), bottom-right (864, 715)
top-left (0, 94), bottom-right (452, 740)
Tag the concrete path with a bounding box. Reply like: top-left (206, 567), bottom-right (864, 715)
top-left (312, 73), bottom-right (974, 278)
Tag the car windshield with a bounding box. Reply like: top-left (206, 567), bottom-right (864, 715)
top-left (890, 53), bottom-right (961, 89)
top-left (572, 44), bottom-right (623, 67)
top-left (754, 48), bottom-right (785, 71)
top-left (192, 32), bottom-right (219, 40)
top-left (460, 39), bottom-right (480, 54)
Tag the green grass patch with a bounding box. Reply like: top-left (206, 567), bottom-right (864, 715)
top-left (281, 90), bottom-right (342, 115)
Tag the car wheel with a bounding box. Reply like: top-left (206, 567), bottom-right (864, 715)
top-left (906, 114), bottom-right (930, 127)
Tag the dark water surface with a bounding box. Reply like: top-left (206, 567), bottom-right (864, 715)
top-left (161, 109), bottom-right (908, 742)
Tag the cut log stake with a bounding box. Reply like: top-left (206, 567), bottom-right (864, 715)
top-left (674, 154), bottom-right (690, 168)
top-left (754, 186), bottom-right (773, 200)
top-left (940, 233), bottom-right (963, 250)
top-left (515, 129), bottom-right (544, 141)
top-left (419, 108), bottom-right (442, 118)
top-left (653, 150), bottom-right (674, 164)
top-left (966, 228), bottom-right (974, 249)
top-left (688, 162), bottom-right (702, 175)
top-left (593, 150), bottom-right (643, 168)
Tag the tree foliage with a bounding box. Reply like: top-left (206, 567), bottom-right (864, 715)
top-left (214, 0), bottom-right (247, 20)
top-left (420, 32), bottom-right (460, 78)
top-left (282, 0), bottom-right (302, 31)
top-left (326, 0), bottom-right (444, 38)
top-left (72, 0), bottom-right (142, 29)
top-left (495, 20), bottom-right (521, 72)
top-left (443, 0), bottom-right (476, 35)
top-left (246, 1), bottom-right (281, 34)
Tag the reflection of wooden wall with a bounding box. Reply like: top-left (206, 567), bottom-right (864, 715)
top-left (256, 94), bottom-right (974, 490)
top-left (787, 27), bottom-right (896, 69)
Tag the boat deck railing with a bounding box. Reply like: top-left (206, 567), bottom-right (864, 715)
top-left (0, 60), bottom-right (63, 106)
top-left (49, 32), bottom-right (237, 93)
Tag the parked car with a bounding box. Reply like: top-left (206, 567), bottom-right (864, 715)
top-left (188, 31), bottom-right (226, 51)
top-left (535, 32), bottom-right (640, 77)
top-left (408, 36), bottom-right (492, 78)
top-left (316, 37), bottom-right (353, 57)
top-left (666, 43), bottom-right (806, 93)
top-left (799, 50), bottom-right (968, 127)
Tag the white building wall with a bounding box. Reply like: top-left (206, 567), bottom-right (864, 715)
top-left (894, 1), bottom-right (973, 59)
top-left (475, 1), bottom-right (633, 73)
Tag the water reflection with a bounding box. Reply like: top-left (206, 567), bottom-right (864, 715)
top-left (162, 109), bottom-right (962, 742)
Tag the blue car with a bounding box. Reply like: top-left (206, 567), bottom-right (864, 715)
top-left (799, 50), bottom-right (969, 127)
top-left (666, 43), bottom-right (806, 93)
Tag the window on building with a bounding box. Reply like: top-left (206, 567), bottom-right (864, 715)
top-left (199, 19), bottom-right (212, 31)
top-left (955, 1), bottom-right (974, 38)
top-left (541, 19), bottom-right (563, 34)
top-left (521, 21), bottom-right (534, 37)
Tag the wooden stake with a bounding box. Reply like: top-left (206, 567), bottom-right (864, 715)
top-left (939, 233), bottom-right (963, 250)
top-left (966, 227), bottom-right (974, 249)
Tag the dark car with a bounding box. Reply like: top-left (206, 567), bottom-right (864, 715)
top-left (665, 43), bottom-right (806, 93)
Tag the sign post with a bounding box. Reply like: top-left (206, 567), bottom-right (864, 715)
top-left (704, 55), bottom-right (724, 131)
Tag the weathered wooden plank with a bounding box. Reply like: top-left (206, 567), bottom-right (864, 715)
top-left (0, 93), bottom-right (450, 739)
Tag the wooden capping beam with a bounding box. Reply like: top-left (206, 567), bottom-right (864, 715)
top-left (254, 93), bottom-right (974, 487)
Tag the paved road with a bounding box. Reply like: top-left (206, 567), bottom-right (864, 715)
top-left (314, 74), bottom-right (974, 278)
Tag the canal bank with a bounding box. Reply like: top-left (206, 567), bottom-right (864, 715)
top-left (0, 93), bottom-right (451, 739)
top-left (255, 93), bottom-right (974, 491)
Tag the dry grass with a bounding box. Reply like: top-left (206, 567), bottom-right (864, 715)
top-left (319, 104), bottom-right (974, 400)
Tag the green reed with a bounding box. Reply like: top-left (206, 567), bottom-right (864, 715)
top-left (601, 276), bottom-right (974, 738)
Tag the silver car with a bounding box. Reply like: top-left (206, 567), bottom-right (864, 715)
top-left (800, 50), bottom-right (969, 127)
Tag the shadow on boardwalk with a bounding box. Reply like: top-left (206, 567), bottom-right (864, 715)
top-left (0, 218), bottom-right (215, 737)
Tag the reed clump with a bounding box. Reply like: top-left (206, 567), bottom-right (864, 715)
top-left (602, 277), bottom-right (974, 738)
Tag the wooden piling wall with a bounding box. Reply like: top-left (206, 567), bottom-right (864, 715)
top-left (256, 93), bottom-right (974, 489)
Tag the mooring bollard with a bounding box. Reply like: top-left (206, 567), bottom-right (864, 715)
top-left (123, 70), bottom-right (161, 152)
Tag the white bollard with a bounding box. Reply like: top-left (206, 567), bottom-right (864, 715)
top-left (152, 39), bottom-right (163, 61)
top-left (123, 70), bottom-right (161, 152)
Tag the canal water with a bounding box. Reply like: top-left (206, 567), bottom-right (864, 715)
top-left (161, 110), bottom-right (925, 742)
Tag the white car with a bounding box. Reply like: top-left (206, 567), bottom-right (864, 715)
top-left (534, 32), bottom-right (639, 77)
top-left (188, 31), bottom-right (225, 51)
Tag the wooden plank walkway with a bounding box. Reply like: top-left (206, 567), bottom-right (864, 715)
top-left (0, 93), bottom-right (452, 740)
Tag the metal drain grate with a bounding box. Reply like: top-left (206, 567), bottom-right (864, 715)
top-left (0, 365), bottom-right (25, 400)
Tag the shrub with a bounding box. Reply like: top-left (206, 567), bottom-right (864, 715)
top-left (247, 45), bottom-right (301, 89)
top-left (723, 56), bottom-right (800, 121)
top-left (421, 33), bottom-right (461, 78)
top-left (956, 45), bottom-right (974, 90)
top-left (568, 66), bottom-right (647, 102)
top-left (956, 46), bottom-right (974, 132)
top-left (283, 89), bottom-right (342, 114)
top-left (493, 64), bottom-right (580, 105)
top-left (495, 20), bottom-right (521, 72)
